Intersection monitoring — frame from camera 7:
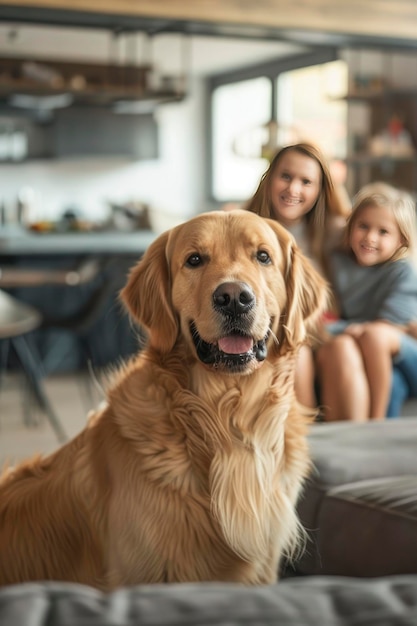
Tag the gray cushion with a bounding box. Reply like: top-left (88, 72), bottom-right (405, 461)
top-left (295, 419), bottom-right (417, 576)
top-left (308, 419), bottom-right (417, 487)
top-left (1, 577), bottom-right (417, 625)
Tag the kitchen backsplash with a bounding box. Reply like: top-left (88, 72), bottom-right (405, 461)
top-left (0, 153), bottom-right (197, 229)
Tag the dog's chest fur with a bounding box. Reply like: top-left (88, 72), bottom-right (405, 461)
top-left (101, 349), bottom-right (307, 585)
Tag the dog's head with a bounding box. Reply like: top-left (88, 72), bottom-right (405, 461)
top-left (121, 210), bottom-right (328, 374)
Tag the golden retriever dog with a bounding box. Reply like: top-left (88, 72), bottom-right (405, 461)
top-left (0, 209), bottom-right (327, 589)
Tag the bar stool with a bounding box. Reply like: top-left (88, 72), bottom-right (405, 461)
top-left (0, 289), bottom-right (67, 443)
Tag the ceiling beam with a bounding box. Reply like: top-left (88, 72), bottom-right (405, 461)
top-left (1, 0), bottom-right (417, 48)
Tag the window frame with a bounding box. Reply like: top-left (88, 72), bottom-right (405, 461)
top-left (207, 47), bottom-right (339, 204)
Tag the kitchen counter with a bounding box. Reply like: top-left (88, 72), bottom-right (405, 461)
top-left (0, 225), bottom-right (157, 256)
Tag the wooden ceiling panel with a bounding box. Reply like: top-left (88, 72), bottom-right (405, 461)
top-left (1, 0), bottom-right (417, 46)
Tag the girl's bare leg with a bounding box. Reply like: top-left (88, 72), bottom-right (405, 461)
top-left (354, 323), bottom-right (401, 419)
top-left (315, 334), bottom-right (370, 422)
top-left (295, 344), bottom-right (317, 408)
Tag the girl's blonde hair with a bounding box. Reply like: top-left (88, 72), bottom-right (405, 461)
top-left (244, 143), bottom-right (350, 270)
top-left (346, 182), bottom-right (417, 263)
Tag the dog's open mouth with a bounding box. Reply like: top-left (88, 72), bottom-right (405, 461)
top-left (190, 322), bottom-right (269, 371)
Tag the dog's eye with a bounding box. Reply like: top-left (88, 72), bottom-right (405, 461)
top-left (186, 253), bottom-right (203, 267)
top-left (257, 250), bottom-right (271, 265)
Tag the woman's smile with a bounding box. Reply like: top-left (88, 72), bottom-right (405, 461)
top-left (270, 151), bottom-right (322, 226)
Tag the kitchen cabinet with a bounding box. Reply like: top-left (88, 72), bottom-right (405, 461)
top-left (52, 107), bottom-right (159, 159)
top-left (0, 108), bottom-right (159, 161)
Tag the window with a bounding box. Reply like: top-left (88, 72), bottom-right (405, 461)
top-left (209, 50), bottom-right (347, 203)
top-left (277, 59), bottom-right (347, 160)
top-left (212, 77), bottom-right (271, 202)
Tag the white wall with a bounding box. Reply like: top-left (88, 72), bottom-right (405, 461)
top-left (0, 77), bottom-right (206, 229)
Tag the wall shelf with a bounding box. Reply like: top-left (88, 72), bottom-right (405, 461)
top-left (344, 49), bottom-right (417, 195)
top-left (346, 154), bottom-right (416, 165)
top-left (0, 56), bottom-right (185, 109)
top-left (344, 88), bottom-right (417, 102)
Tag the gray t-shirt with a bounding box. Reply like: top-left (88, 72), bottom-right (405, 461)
top-left (330, 250), bottom-right (417, 325)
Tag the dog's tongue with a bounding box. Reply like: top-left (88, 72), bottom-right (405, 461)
top-left (218, 335), bottom-right (253, 354)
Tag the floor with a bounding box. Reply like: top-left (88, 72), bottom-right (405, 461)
top-left (0, 370), bottom-right (105, 466)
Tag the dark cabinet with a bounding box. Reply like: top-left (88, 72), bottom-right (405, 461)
top-left (0, 108), bottom-right (159, 161)
top-left (51, 107), bottom-right (159, 159)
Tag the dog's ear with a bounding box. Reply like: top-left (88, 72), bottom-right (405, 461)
top-left (268, 221), bottom-right (329, 352)
top-left (120, 231), bottom-right (179, 353)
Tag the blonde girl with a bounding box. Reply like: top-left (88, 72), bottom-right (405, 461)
top-left (318, 182), bottom-right (417, 420)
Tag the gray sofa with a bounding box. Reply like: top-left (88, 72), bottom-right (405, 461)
top-left (402, 397), bottom-right (417, 417)
top-left (1, 418), bottom-right (416, 625)
top-left (294, 418), bottom-right (417, 578)
top-left (1, 576), bottom-right (417, 625)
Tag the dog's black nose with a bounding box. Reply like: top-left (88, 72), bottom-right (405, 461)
top-left (213, 282), bottom-right (255, 315)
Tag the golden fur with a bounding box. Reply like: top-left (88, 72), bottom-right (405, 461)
top-left (0, 210), bottom-right (327, 589)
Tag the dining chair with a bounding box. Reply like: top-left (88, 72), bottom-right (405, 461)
top-left (38, 257), bottom-right (122, 377)
top-left (0, 257), bottom-right (104, 374)
top-left (0, 256), bottom-right (127, 413)
top-left (0, 289), bottom-right (67, 443)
